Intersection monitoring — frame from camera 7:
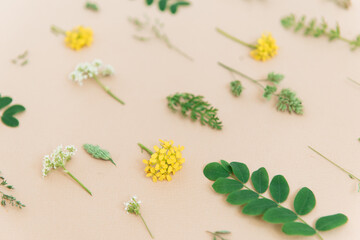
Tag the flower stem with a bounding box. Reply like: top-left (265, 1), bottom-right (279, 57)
top-left (51, 25), bottom-right (66, 36)
top-left (138, 143), bottom-right (154, 156)
top-left (62, 167), bottom-right (92, 196)
top-left (216, 28), bottom-right (257, 49)
top-left (218, 62), bottom-right (265, 89)
top-left (139, 214), bottom-right (154, 239)
top-left (93, 76), bottom-right (125, 105)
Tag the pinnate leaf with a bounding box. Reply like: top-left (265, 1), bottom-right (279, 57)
top-left (270, 175), bottom-right (290, 203)
top-left (263, 207), bottom-right (297, 223)
top-left (230, 162), bottom-right (249, 183)
top-left (294, 187), bottom-right (316, 215)
top-left (242, 198), bottom-right (277, 216)
top-left (282, 222), bottom-right (316, 236)
top-left (203, 162), bottom-right (230, 181)
top-left (315, 214), bottom-right (348, 231)
top-left (251, 167), bottom-right (269, 193)
top-left (212, 178), bottom-right (243, 194)
top-left (226, 190), bottom-right (258, 205)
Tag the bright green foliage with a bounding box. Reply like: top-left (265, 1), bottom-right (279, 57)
top-left (145, 0), bottom-right (190, 14)
top-left (83, 144), bottom-right (116, 166)
top-left (263, 85), bottom-right (277, 99)
top-left (85, 2), bottom-right (99, 11)
top-left (281, 14), bottom-right (360, 51)
top-left (294, 187), bottom-right (316, 215)
top-left (230, 80), bottom-right (243, 97)
top-left (0, 172), bottom-right (25, 209)
top-left (267, 72), bottom-right (284, 84)
top-left (315, 214), bottom-right (348, 231)
top-left (277, 89), bottom-right (303, 114)
top-left (167, 93), bottom-right (223, 130)
top-left (0, 94), bottom-right (25, 127)
top-left (203, 160), bottom-right (348, 239)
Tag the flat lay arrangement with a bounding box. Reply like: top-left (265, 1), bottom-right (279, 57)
top-left (1, 0), bottom-right (359, 240)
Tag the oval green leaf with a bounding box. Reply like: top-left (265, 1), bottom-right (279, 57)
top-left (251, 167), bottom-right (269, 193)
top-left (315, 213), bottom-right (348, 231)
top-left (146, 0), bottom-right (154, 5)
top-left (203, 162), bottom-right (230, 181)
top-left (158, 0), bottom-right (167, 11)
top-left (242, 198), bottom-right (277, 216)
top-left (226, 190), bottom-right (258, 205)
top-left (282, 222), bottom-right (316, 236)
top-left (1, 115), bottom-right (19, 127)
top-left (0, 97), bottom-right (12, 109)
top-left (212, 178), bottom-right (243, 194)
top-left (220, 160), bottom-right (232, 173)
top-left (3, 104), bottom-right (26, 116)
top-left (263, 207), bottom-right (297, 223)
top-left (294, 187), bottom-right (316, 215)
top-left (230, 162), bottom-right (249, 183)
top-left (270, 175), bottom-right (290, 203)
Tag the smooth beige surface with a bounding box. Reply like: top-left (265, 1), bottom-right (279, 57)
top-left (1, 0), bottom-right (360, 239)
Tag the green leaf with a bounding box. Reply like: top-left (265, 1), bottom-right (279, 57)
top-left (270, 175), bottom-right (290, 203)
top-left (294, 187), bottom-right (316, 215)
top-left (146, 0), bottom-right (154, 5)
top-left (0, 96), bottom-right (12, 110)
top-left (83, 144), bottom-right (116, 166)
top-left (214, 230), bottom-right (231, 234)
top-left (169, 1), bottom-right (190, 14)
top-left (315, 214), bottom-right (348, 231)
top-left (220, 160), bottom-right (232, 173)
top-left (242, 198), bottom-right (277, 216)
top-left (263, 207), bottom-right (298, 223)
top-left (203, 162), bottom-right (230, 181)
top-left (212, 178), bottom-right (243, 194)
top-left (251, 167), bottom-right (269, 193)
top-left (226, 190), bottom-right (258, 205)
top-left (158, 0), bottom-right (167, 11)
top-left (230, 162), bottom-right (249, 183)
top-left (282, 222), bottom-right (316, 236)
top-left (2, 105), bottom-right (26, 116)
top-left (1, 115), bottom-right (19, 127)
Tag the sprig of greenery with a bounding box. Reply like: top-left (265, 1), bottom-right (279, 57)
top-left (167, 93), bottom-right (222, 130)
top-left (0, 94), bottom-right (26, 127)
top-left (218, 62), bottom-right (303, 115)
top-left (129, 16), bottom-right (193, 61)
top-left (0, 172), bottom-right (25, 209)
top-left (83, 144), bottom-right (116, 166)
top-left (333, 0), bottom-right (351, 9)
top-left (281, 14), bottom-right (360, 51)
top-left (11, 50), bottom-right (29, 66)
top-left (85, 2), bottom-right (99, 11)
top-left (145, 0), bottom-right (190, 14)
top-left (203, 161), bottom-right (348, 239)
top-left (230, 80), bottom-right (243, 97)
top-left (308, 146), bottom-right (360, 191)
top-left (207, 230), bottom-right (231, 240)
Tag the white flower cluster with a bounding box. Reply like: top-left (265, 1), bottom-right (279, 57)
top-left (124, 195), bottom-right (141, 215)
top-left (42, 145), bottom-right (77, 177)
top-left (69, 59), bottom-right (115, 86)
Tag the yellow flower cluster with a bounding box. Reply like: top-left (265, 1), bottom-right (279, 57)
top-left (250, 33), bottom-right (278, 61)
top-left (65, 26), bottom-right (93, 51)
top-left (143, 140), bottom-right (185, 182)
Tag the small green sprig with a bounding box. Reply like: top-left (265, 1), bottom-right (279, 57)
top-left (218, 62), bottom-right (303, 115)
top-left (204, 161), bottom-right (348, 239)
top-left (167, 93), bottom-right (222, 130)
top-left (308, 146), bottom-right (360, 192)
top-left (0, 94), bottom-right (26, 127)
top-left (145, 0), bottom-right (190, 14)
top-left (129, 16), bottom-right (193, 61)
top-left (85, 2), bottom-right (99, 11)
top-left (207, 230), bottom-right (231, 240)
top-left (230, 80), bottom-right (243, 97)
top-left (281, 14), bottom-right (360, 51)
top-left (11, 50), bottom-right (29, 66)
top-left (0, 172), bottom-right (25, 209)
top-left (83, 144), bottom-right (116, 166)
top-left (334, 0), bottom-right (351, 9)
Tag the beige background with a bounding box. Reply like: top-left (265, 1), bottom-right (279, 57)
top-left (0, 0), bottom-right (359, 239)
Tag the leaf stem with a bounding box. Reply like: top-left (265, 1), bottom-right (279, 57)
top-left (216, 28), bottom-right (257, 49)
top-left (51, 25), bottom-right (66, 36)
top-left (109, 158), bottom-right (116, 166)
top-left (138, 143), bottom-right (154, 156)
top-left (347, 77), bottom-right (360, 87)
top-left (139, 214), bottom-right (154, 239)
top-left (93, 76), bottom-right (125, 105)
top-left (62, 167), bottom-right (92, 196)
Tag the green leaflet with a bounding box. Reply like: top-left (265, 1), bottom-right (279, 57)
top-left (282, 222), bottom-right (316, 236)
top-left (294, 187), bottom-right (316, 215)
top-left (263, 207), bottom-right (297, 223)
top-left (270, 175), bottom-right (290, 203)
top-left (0, 172), bottom-right (25, 209)
top-left (83, 144), bottom-right (116, 166)
top-left (145, 0), bottom-right (190, 14)
top-left (315, 214), bottom-right (348, 231)
top-left (230, 80), bottom-right (242, 97)
top-left (0, 94), bottom-right (25, 128)
top-left (203, 161), bottom-right (348, 239)
top-left (0, 97), bottom-right (12, 109)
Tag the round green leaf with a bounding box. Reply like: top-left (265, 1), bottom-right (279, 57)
top-left (282, 222), bottom-right (316, 236)
top-left (212, 178), bottom-right (243, 194)
top-left (263, 207), bottom-right (297, 223)
top-left (230, 162), bottom-right (249, 183)
top-left (294, 187), bottom-right (316, 215)
top-left (270, 175), bottom-right (290, 203)
top-left (146, 0), bottom-right (154, 5)
top-left (203, 162), bottom-right (230, 181)
top-left (0, 97), bottom-right (12, 110)
top-left (226, 190), bottom-right (258, 205)
top-left (251, 167), bottom-right (269, 193)
top-left (3, 104), bottom-right (26, 116)
top-left (1, 115), bottom-right (19, 127)
top-left (315, 214), bottom-right (348, 231)
top-left (158, 0), bottom-right (167, 11)
top-left (220, 160), bottom-right (232, 173)
top-left (242, 198), bottom-right (277, 216)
